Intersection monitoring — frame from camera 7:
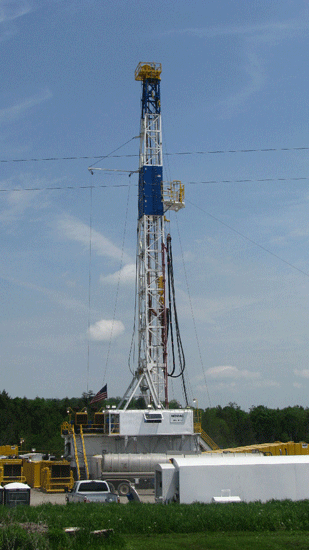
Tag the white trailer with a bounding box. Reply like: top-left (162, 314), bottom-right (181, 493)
top-left (155, 453), bottom-right (309, 504)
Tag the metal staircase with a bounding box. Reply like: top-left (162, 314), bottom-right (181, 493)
top-left (200, 426), bottom-right (220, 451)
top-left (72, 425), bottom-right (89, 480)
top-left (193, 408), bottom-right (220, 451)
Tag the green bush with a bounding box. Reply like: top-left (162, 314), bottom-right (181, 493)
top-left (2, 500), bottom-right (309, 539)
top-left (0, 524), bottom-right (48, 550)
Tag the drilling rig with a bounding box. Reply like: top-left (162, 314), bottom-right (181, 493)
top-left (61, 63), bottom-right (216, 487)
top-left (119, 62), bottom-right (185, 410)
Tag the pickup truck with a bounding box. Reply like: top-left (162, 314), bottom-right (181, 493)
top-left (65, 480), bottom-right (119, 504)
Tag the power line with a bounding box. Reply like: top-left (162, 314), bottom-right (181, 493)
top-left (174, 215), bottom-right (212, 408)
top-left (86, 186), bottom-right (93, 395)
top-left (0, 183), bottom-right (134, 192)
top-left (0, 155), bottom-right (112, 163)
top-left (188, 177), bottom-right (308, 184)
top-left (1, 175), bottom-right (309, 193)
top-left (1, 175), bottom-right (307, 280)
top-left (88, 135), bottom-right (138, 169)
top-left (187, 199), bottom-right (309, 279)
top-left (168, 146), bottom-right (309, 155)
top-left (0, 145), bottom-right (308, 164)
top-left (102, 186), bottom-right (131, 386)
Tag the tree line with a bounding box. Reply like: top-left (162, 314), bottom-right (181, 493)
top-left (0, 391), bottom-right (308, 455)
top-left (0, 390), bottom-right (147, 455)
top-left (202, 402), bottom-right (309, 449)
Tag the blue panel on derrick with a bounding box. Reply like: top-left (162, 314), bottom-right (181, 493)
top-left (142, 79), bottom-right (161, 117)
top-left (138, 166), bottom-right (163, 218)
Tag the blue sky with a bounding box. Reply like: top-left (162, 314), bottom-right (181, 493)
top-left (1, 0), bottom-right (309, 409)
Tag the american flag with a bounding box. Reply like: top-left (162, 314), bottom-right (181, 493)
top-left (90, 384), bottom-right (108, 404)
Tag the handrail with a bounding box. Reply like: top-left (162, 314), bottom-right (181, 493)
top-left (135, 62), bottom-right (162, 81)
top-left (200, 427), bottom-right (220, 450)
top-left (80, 426), bottom-right (89, 480)
top-left (71, 426), bottom-right (80, 481)
top-left (61, 421), bottom-right (74, 435)
top-left (194, 421), bottom-right (220, 450)
top-left (41, 467), bottom-right (74, 492)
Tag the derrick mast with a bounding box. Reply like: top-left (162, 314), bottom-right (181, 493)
top-left (136, 63), bottom-right (166, 409)
top-left (119, 63), bottom-right (185, 412)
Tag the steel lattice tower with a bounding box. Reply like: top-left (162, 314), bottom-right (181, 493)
top-left (119, 63), bottom-right (184, 411)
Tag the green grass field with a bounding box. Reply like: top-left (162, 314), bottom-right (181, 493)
top-left (126, 532), bottom-right (309, 550)
top-left (1, 500), bottom-right (309, 549)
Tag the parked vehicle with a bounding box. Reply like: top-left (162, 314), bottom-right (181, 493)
top-left (65, 479), bottom-right (119, 503)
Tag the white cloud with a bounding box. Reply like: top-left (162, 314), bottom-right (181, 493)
top-left (0, 173), bottom-right (56, 226)
top-left (294, 369), bottom-right (309, 379)
top-left (167, 15), bottom-right (309, 117)
top-left (217, 51), bottom-right (266, 116)
top-left (0, 89), bottom-right (52, 124)
top-left (251, 379), bottom-right (280, 389)
top-left (0, 1), bottom-right (32, 25)
top-left (195, 373), bottom-right (279, 396)
top-left (169, 18), bottom-right (309, 41)
top-left (100, 263), bottom-right (136, 285)
top-left (206, 365), bottom-right (260, 380)
top-left (57, 215), bottom-right (132, 263)
top-left (201, 367), bottom-right (280, 392)
top-left (87, 319), bottom-right (125, 342)
top-left (0, 273), bottom-right (89, 314)
top-left (178, 292), bottom-right (259, 323)
top-left (0, 189), bottom-right (39, 224)
top-left (0, 1), bottom-right (34, 43)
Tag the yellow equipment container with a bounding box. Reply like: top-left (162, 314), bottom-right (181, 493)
top-left (23, 458), bottom-right (74, 492)
top-left (22, 459), bottom-right (42, 488)
top-left (0, 445), bottom-right (18, 457)
top-left (0, 458), bottom-right (26, 484)
top-left (209, 441), bottom-right (309, 456)
top-left (40, 460), bottom-right (74, 492)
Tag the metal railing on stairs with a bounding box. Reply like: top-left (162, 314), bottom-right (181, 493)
top-left (193, 408), bottom-right (220, 451)
top-left (61, 420), bottom-right (89, 480)
top-left (72, 427), bottom-right (80, 480)
top-left (79, 425), bottom-right (89, 480)
top-left (200, 426), bottom-right (220, 450)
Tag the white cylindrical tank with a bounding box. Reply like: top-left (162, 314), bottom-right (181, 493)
top-left (102, 453), bottom-right (176, 473)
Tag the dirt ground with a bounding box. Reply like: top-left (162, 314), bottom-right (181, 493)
top-left (30, 488), bottom-right (155, 506)
top-left (30, 489), bottom-right (66, 506)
